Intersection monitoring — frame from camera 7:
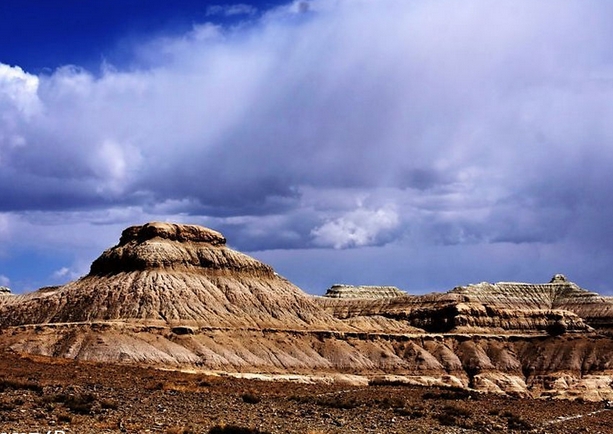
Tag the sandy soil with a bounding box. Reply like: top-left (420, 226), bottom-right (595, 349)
top-left (1, 350), bottom-right (612, 434)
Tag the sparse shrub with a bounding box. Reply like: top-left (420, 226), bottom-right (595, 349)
top-left (288, 395), bottom-right (308, 404)
top-left (100, 398), bottom-right (118, 410)
top-left (377, 396), bottom-right (405, 409)
top-left (241, 392), bottom-right (261, 404)
top-left (47, 393), bottom-right (97, 414)
top-left (167, 426), bottom-right (196, 434)
top-left (57, 413), bottom-right (72, 423)
top-left (208, 425), bottom-right (271, 434)
top-left (422, 387), bottom-right (472, 400)
top-left (394, 408), bottom-right (424, 418)
top-left (148, 381), bottom-right (165, 390)
top-left (435, 403), bottom-right (473, 427)
top-left (505, 413), bottom-right (533, 431)
top-left (0, 401), bottom-right (16, 411)
top-left (288, 394), bottom-right (360, 409)
top-left (0, 378), bottom-right (43, 394)
top-left (442, 404), bottom-right (472, 418)
top-left (65, 393), bottom-right (96, 414)
top-left (436, 413), bottom-right (457, 426)
top-left (316, 395), bottom-right (360, 409)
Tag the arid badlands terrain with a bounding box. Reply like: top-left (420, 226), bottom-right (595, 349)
top-left (2, 222), bottom-right (613, 433)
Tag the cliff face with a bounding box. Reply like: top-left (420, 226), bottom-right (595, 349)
top-left (1, 223), bottom-right (613, 400)
top-left (318, 275), bottom-right (609, 335)
top-left (323, 284), bottom-right (406, 299)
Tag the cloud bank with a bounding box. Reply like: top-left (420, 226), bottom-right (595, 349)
top-left (1, 0), bottom-right (613, 293)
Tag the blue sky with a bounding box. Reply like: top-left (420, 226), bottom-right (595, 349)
top-left (1, 1), bottom-right (613, 295)
top-left (0, 1), bottom-right (285, 72)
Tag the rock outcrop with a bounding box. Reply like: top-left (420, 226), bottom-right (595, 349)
top-left (0, 286), bottom-right (11, 295)
top-left (0, 222), bottom-right (336, 329)
top-left (323, 284), bottom-right (406, 299)
top-left (318, 275), bottom-right (607, 335)
top-left (450, 278), bottom-right (613, 331)
top-left (0, 223), bottom-right (612, 401)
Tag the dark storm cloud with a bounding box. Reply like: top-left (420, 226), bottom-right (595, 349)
top-left (2, 0), bottom-right (613, 291)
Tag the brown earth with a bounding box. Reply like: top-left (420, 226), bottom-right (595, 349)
top-left (1, 349), bottom-right (613, 434)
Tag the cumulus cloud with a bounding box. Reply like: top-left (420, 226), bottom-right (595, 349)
top-left (0, 274), bottom-right (9, 287)
top-left (2, 0), bottom-right (613, 292)
top-left (311, 206), bottom-right (400, 249)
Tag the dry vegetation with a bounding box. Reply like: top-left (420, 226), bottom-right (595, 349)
top-left (0, 350), bottom-right (611, 434)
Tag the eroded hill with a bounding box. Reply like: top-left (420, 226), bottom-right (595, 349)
top-left (1, 222), bottom-right (613, 400)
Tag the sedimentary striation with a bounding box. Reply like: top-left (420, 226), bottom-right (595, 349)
top-left (323, 284), bottom-right (406, 299)
top-left (1, 222), bottom-right (613, 400)
top-left (0, 222), bottom-right (333, 329)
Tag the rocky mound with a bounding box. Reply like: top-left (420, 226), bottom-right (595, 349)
top-left (323, 284), bottom-right (406, 299)
top-left (0, 222), bottom-right (335, 329)
top-left (0, 286), bottom-right (11, 295)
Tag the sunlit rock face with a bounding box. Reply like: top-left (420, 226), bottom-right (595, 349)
top-left (323, 284), bottom-right (407, 299)
top-left (319, 275), bottom-right (607, 335)
top-left (0, 222), bottom-right (334, 329)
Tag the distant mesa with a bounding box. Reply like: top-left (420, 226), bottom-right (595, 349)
top-left (323, 284), bottom-right (406, 299)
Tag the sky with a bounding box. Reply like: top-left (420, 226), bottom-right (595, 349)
top-left (1, 0), bottom-right (613, 295)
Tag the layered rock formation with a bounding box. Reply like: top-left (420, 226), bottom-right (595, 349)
top-left (450, 277), bottom-right (613, 332)
top-left (0, 222), bottom-right (335, 329)
top-left (323, 284), bottom-right (406, 299)
top-left (1, 222), bottom-right (613, 400)
top-left (318, 275), bottom-right (608, 335)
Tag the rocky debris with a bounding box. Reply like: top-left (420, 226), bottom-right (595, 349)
top-left (550, 273), bottom-right (568, 283)
top-left (4, 350), bottom-right (613, 434)
top-left (323, 284), bottom-right (407, 299)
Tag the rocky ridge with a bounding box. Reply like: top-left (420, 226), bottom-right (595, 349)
top-left (323, 284), bottom-right (406, 299)
top-left (1, 222), bottom-right (613, 400)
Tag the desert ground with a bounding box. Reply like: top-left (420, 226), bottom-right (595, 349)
top-left (0, 349), bottom-right (612, 434)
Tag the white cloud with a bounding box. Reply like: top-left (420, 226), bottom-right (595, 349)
top-left (0, 274), bottom-right (9, 287)
top-left (0, 63), bottom-right (40, 116)
top-left (311, 206), bottom-right (400, 249)
top-left (52, 267), bottom-right (70, 278)
top-left (206, 4), bottom-right (257, 17)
